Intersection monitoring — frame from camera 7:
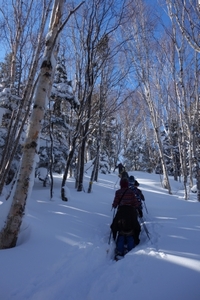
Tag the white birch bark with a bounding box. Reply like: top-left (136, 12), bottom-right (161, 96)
top-left (0, 0), bottom-right (53, 195)
top-left (0, 0), bottom-right (84, 249)
top-left (166, 0), bottom-right (200, 53)
top-left (122, 1), bottom-right (172, 193)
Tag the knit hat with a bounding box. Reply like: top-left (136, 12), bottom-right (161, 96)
top-left (129, 175), bottom-right (135, 183)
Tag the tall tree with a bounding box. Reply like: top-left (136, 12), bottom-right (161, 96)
top-left (61, 0), bottom-right (131, 197)
top-left (0, 0), bottom-right (84, 249)
top-left (166, 3), bottom-right (200, 199)
top-left (0, 0), bottom-right (54, 195)
top-left (122, 1), bottom-right (172, 193)
top-left (166, 0), bottom-right (200, 53)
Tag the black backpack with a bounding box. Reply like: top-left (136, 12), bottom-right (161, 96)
top-left (116, 206), bottom-right (136, 231)
top-left (110, 206), bottom-right (141, 240)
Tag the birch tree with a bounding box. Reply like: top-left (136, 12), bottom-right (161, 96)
top-left (166, 0), bottom-right (200, 201)
top-left (0, 0), bottom-right (54, 195)
top-left (0, 0), bottom-right (84, 249)
top-left (166, 0), bottom-right (200, 53)
top-left (123, 1), bottom-right (172, 193)
top-left (75, 0), bottom-right (121, 192)
top-left (61, 0), bottom-right (131, 198)
top-left (166, 3), bottom-right (200, 199)
top-left (149, 34), bottom-right (181, 181)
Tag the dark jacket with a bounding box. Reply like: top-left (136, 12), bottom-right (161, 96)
top-left (112, 179), bottom-right (140, 209)
top-left (120, 170), bottom-right (129, 179)
top-left (110, 206), bottom-right (141, 240)
top-left (111, 179), bottom-right (141, 241)
top-left (129, 184), bottom-right (145, 202)
top-left (115, 163), bottom-right (124, 174)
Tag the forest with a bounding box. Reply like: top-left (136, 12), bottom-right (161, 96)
top-left (0, 0), bottom-right (199, 249)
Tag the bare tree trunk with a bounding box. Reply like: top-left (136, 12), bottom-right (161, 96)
top-left (0, 0), bottom-right (84, 249)
top-left (0, 0), bottom-right (54, 195)
top-left (121, 1), bottom-right (172, 193)
top-left (77, 138), bottom-right (86, 191)
top-left (61, 118), bottom-right (82, 200)
top-left (49, 122), bottom-right (54, 198)
top-left (166, 0), bottom-right (200, 53)
top-left (87, 82), bottom-right (104, 192)
top-left (68, 0), bottom-right (128, 191)
top-left (150, 108), bottom-right (171, 193)
top-left (196, 166), bottom-right (200, 202)
top-left (61, 149), bottom-right (76, 201)
top-left (166, 0), bottom-right (200, 200)
top-left (88, 155), bottom-right (99, 193)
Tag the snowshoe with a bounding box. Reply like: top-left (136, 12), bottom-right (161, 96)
top-left (114, 254), bottom-right (124, 261)
top-left (114, 248), bottom-right (124, 261)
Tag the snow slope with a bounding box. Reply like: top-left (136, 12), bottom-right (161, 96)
top-left (0, 168), bottom-right (200, 300)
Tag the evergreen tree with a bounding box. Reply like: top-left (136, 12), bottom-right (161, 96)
top-left (123, 127), bottom-right (144, 171)
top-left (0, 54), bottom-right (23, 185)
top-left (36, 56), bottom-right (78, 180)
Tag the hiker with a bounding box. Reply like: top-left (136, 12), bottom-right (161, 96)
top-left (120, 168), bottom-right (129, 180)
top-left (114, 163), bottom-right (125, 176)
top-left (110, 178), bottom-right (141, 260)
top-left (129, 175), bottom-right (145, 217)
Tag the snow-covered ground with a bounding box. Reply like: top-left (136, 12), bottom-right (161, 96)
top-left (0, 166), bottom-right (200, 300)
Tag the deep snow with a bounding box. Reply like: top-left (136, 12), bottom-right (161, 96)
top-left (0, 166), bottom-right (200, 300)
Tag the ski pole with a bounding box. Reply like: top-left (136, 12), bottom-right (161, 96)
top-left (114, 177), bottom-right (119, 189)
top-left (143, 201), bottom-right (148, 214)
top-left (108, 208), bottom-right (116, 245)
top-left (108, 229), bottom-right (112, 245)
top-left (140, 217), bottom-right (150, 240)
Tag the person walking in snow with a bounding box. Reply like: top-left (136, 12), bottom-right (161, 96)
top-left (114, 162), bottom-right (125, 177)
top-left (110, 178), bottom-right (141, 260)
top-left (129, 175), bottom-right (145, 217)
top-left (120, 168), bottom-right (129, 180)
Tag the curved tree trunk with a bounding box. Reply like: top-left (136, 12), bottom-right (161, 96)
top-left (0, 0), bottom-right (78, 249)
